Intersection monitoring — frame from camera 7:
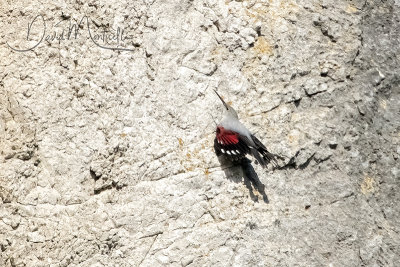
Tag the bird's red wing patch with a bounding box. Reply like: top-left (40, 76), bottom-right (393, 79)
top-left (216, 127), bottom-right (239, 145)
top-left (223, 132), bottom-right (239, 144)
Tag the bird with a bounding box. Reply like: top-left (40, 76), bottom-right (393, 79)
top-left (213, 90), bottom-right (278, 169)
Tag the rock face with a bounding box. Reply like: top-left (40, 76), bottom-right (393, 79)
top-left (0, 0), bottom-right (399, 266)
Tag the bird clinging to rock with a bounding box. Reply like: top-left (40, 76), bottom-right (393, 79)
top-left (213, 90), bottom-right (278, 169)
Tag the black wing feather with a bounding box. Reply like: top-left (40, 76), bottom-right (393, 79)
top-left (251, 134), bottom-right (278, 167)
top-left (214, 137), bottom-right (249, 162)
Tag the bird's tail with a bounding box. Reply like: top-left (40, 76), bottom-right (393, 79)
top-left (250, 148), bottom-right (279, 168)
top-left (260, 149), bottom-right (279, 168)
top-left (250, 148), bottom-right (266, 167)
top-left (250, 134), bottom-right (279, 168)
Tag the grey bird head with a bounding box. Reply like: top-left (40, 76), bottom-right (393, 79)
top-left (214, 90), bottom-right (238, 119)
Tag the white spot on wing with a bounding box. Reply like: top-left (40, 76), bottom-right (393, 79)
top-left (236, 150), bottom-right (240, 154)
top-left (227, 151), bottom-right (231, 155)
top-left (221, 148), bottom-right (225, 153)
top-left (232, 150), bottom-right (236, 155)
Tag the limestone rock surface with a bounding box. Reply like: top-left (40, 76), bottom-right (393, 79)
top-left (0, 0), bottom-right (399, 266)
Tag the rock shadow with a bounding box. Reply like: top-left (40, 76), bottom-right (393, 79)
top-left (217, 156), bottom-right (269, 203)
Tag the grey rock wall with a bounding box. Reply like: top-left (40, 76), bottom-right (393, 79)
top-left (0, 0), bottom-right (399, 266)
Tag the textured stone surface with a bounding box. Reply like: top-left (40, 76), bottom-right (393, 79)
top-left (0, 0), bottom-right (399, 266)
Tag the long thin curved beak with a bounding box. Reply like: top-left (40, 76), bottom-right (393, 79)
top-left (214, 90), bottom-right (229, 110)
